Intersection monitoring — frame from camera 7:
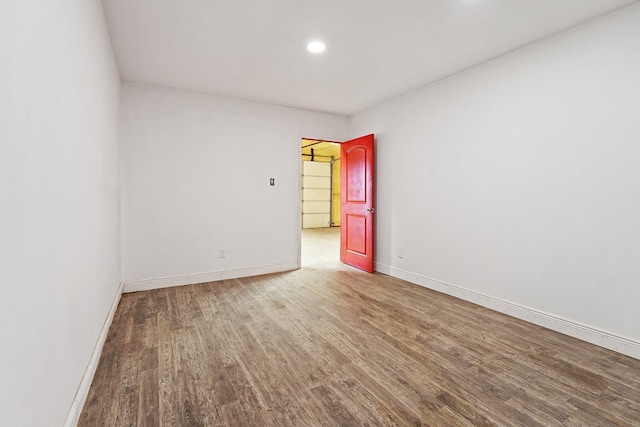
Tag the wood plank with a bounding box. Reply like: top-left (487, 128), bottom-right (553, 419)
top-left (79, 268), bottom-right (640, 426)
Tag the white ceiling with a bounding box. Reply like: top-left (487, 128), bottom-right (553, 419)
top-left (102, 0), bottom-right (637, 115)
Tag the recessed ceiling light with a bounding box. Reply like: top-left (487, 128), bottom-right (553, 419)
top-left (307, 41), bottom-right (326, 54)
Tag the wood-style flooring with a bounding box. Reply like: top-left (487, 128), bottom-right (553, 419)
top-left (79, 266), bottom-right (640, 426)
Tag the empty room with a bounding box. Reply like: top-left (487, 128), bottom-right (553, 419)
top-left (2, 0), bottom-right (640, 426)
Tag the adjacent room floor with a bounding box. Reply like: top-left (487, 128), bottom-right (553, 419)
top-left (79, 231), bottom-right (640, 426)
top-left (301, 226), bottom-right (340, 268)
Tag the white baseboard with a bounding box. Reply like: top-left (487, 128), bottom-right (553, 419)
top-left (122, 261), bottom-right (299, 293)
top-left (64, 282), bottom-right (124, 427)
top-left (61, 262), bottom-right (298, 425)
top-left (375, 263), bottom-right (640, 360)
top-left (62, 261), bottom-right (638, 427)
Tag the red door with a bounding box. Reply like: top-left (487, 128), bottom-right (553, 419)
top-left (340, 134), bottom-right (375, 272)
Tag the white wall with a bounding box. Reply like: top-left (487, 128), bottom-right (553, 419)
top-left (0, 1), bottom-right (121, 426)
top-left (352, 3), bottom-right (640, 355)
top-left (120, 83), bottom-right (348, 287)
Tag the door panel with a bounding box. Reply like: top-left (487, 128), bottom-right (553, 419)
top-left (346, 148), bottom-right (366, 201)
top-left (303, 201), bottom-right (331, 214)
top-left (302, 188), bottom-right (331, 201)
top-left (345, 215), bottom-right (366, 254)
top-left (303, 214), bottom-right (331, 229)
top-left (303, 176), bottom-right (331, 188)
top-left (302, 160), bottom-right (332, 229)
top-left (303, 161), bottom-right (331, 175)
top-left (340, 134), bottom-right (374, 272)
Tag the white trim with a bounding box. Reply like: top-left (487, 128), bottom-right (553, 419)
top-left (62, 261), bottom-right (298, 425)
top-left (64, 282), bottom-right (124, 427)
top-left (375, 263), bottom-right (640, 360)
top-left (122, 261), bottom-right (299, 293)
top-left (297, 135), bottom-right (304, 270)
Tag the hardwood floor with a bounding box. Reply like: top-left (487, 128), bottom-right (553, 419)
top-left (79, 266), bottom-right (640, 426)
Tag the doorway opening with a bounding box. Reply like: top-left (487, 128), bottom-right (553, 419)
top-left (301, 138), bottom-right (341, 267)
top-left (299, 134), bottom-right (375, 272)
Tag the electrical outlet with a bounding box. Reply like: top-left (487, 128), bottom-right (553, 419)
top-left (219, 248), bottom-right (225, 258)
top-left (398, 248), bottom-right (404, 259)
